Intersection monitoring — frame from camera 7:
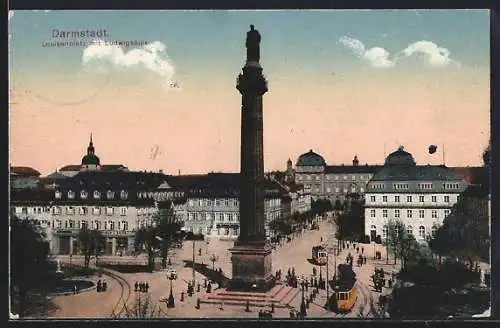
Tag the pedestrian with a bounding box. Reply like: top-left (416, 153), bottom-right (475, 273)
top-left (356, 247), bottom-right (359, 254)
top-left (74, 285), bottom-right (77, 295)
top-left (146, 282), bottom-right (149, 293)
top-left (361, 247), bottom-right (364, 254)
top-left (135, 281), bottom-right (138, 292)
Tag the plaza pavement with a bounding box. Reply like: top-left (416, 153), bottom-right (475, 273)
top-left (50, 217), bottom-right (400, 319)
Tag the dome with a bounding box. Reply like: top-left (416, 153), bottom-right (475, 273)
top-left (296, 149), bottom-right (326, 167)
top-left (385, 146), bottom-right (416, 166)
top-left (82, 154), bottom-right (100, 165)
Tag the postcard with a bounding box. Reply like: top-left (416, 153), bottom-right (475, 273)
top-left (9, 9), bottom-right (491, 320)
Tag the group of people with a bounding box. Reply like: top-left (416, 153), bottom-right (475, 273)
top-left (285, 268), bottom-right (298, 288)
top-left (134, 281), bottom-right (150, 293)
top-left (96, 280), bottom-right (107, 292)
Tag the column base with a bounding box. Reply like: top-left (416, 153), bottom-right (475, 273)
top-left (229, 241), bottom-right (275, 292)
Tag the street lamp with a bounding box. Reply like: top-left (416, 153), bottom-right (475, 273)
top-left (167, 269), bottom-right (177, 308)
top-left (300, 276), bottom-right (307, 318)
top-left (210, 254), bottom-right (219, 272)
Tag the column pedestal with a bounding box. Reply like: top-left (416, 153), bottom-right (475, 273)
top-left (229, 241), bottom-right (274, 292)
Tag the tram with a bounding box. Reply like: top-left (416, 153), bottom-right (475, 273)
top-left (331, 264), bottom-right (357, 312)
top-left (311, 245), bottom-right (328, 265)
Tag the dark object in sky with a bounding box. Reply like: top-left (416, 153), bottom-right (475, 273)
top-left (428, 145), bottom-right (438, 154)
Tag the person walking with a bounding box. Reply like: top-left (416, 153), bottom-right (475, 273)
top-left (135, 281), bottom-right (138, 292)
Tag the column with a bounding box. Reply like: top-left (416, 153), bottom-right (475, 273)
top-left (112, 237), bottom-right (117, 256)
top-left (128, 236), bottom-right (135, 254)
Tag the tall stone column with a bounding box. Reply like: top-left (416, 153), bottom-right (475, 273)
top-left (112, 237), bottom-right (117, 256)
top-left (229, 25), bottom-right (274, 292)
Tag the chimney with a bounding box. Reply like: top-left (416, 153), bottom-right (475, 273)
top-left (353, 155), bottom-right (359, 166)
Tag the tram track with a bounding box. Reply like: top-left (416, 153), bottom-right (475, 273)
top-left (102, 269), bottom-right (132, 318)
top-left (354, 280), bottom-right (376, 318)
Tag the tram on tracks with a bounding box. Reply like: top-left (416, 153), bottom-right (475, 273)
top-left (331, 264), bottom-right (357, 312)
top-left (311, 245), bottom-right (328, 265)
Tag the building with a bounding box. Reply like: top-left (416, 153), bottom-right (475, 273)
top-left (10, 166), bottom-right (41, 189)
top-left (174, 173), bottom-right (287, 240)
top-left (10, 171), bottom-right (170, 255)
top-left (364, 146), bottom-right (467, 243)
top-left (293, 149), bottom-right (383, 203)
top-left (59, 135), bottom-right (129, 177)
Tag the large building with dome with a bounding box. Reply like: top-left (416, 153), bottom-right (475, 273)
top-left (293, 149), bottom-right (383, 203)
top-left (364, 146), bottom-right (467, 243)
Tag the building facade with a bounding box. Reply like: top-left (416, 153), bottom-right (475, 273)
top-left (364, 147), bottom-right (467, 243)
top-left (293, 150), bottom-right (382, 203)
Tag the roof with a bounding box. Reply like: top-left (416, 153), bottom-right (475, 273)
top-left (60, 165), bottom-right (82, 172)
top-left (447, 166), bottom-right (489, 186)
top-left (10, 166), bottom-right (41, 177)
top-left (45, 171), bottom-right (70, 180)
top-left (371, 164), bottom-right (463, 182)
top-left (60, 164), bottom-right (128, 172)
top-left (325, 165), bottom-right (383, 174)
top-left (385, 147), bottom-right (416, 166)
top-left (81, 154), bottom-right (100, 165)
top-left (296, 149), bottom-right (326, 167)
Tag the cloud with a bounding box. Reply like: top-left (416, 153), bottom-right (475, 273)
top-left (339, 36), bottom-right (460, 68)
top-left (82, 39), bottom-right (178, 88)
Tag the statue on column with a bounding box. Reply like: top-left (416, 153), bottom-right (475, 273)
top-left (246, 24), bottom-right (261, 62)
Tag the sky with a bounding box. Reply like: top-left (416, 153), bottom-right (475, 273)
top-left (8, 10), bottom-right (490, 175)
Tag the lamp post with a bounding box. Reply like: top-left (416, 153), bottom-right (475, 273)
top-left (192, 240), bottom-right (196, 286)
top-left (326, 251), bottom-right (329, 309)
top-left (167, 269), bottom-right (177, 308)
top-left (210, 254), bottom-right (218, 272)
top-left (300, 276), bottom-right (307, 318)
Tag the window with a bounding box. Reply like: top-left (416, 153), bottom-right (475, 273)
top-left (335, 188), bottom-right (340, 193)
top-left (431, 210), bottom-right (437, 218)
top-left (81, 190), bottom-right (88, 199)
top-left (343, 176), bottom-right (347, 180)
top-left (431, 226), bottom-right (437, 237)
top-left (431, 196), bottom-right (437, 202)
top-left (370, 209), bottom-right (376, 218)
top-left (67, 206), bottom-right (75, 215)
top-left (419, 226), bottom-right (425, 238)
top-left (120, 190), bottom-right (128, 200)
top-left (326, 187), bottom-right (331, 193)
top-left (55, 190), bottom-right (62, 199)
top-left (351, 176), bottom-right (355, 180)
top-left (68, 190), bottom-right (75, 199)
top-left (371, 225), bottom-right (376, 230)
top-left (326, 175), bottom-right (331, 181)
top-left (382, 225), bottom-right (388, 239)
top-left (22, 207), bottom-right (28, 214)
top-left (395, 209), bottom-right (400, 218)
top-left (81, 220), bottom-right (88, 229)
top-left (93, 207), bottom-right (101, 215)
top-left (407, 196), bottom-right (412, 202)
top-left (360, 187), bottom-right (364, 193)
top-left (419, 195), bottom-right (424, 202)
top-left (335, 176), bottom-right (339, 180)
top-left (382, 209), bottom-right (388, 218)
top-left (107, 190), bottom-right (115, 199)
top-left (343, 188), bottom-right (347, 194)
top-left (122, 221), bottom-right (128, 231)
top-left (370, 196), bottom-right (376, 202)
top-left (315, 175), bottom-right (320, 181)
top-left (407, 225), bottom-right (413, 235)
top-left (382, 196), bottom-right (388, 202)
top-left (106, 207), bottom-right (114, 216)
top-left (93, 190), bottom-right (101, 199)
top-left (110, 221), bottom-right (115, 230)
top-left (419, 209), bottom-right (425, 218)
top-left (444, 195), bottom-right (450, 203)
top-left (351, 187), bottom-right (356, 193)
top-left (120, 207), bottom-right (127, 216)
top-left (395, 196), bottom-right (400, 202)
top-left (444, 209), bottom-right (451, 217)
top-left (407, 210), bottom-right (413, 218)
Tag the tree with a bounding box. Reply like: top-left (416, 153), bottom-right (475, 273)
top-left (10, 216), bottom-right (51, 317)
top-left (134, 227), bottom-right (158, 270)
top-left (77, 228), bottom-right (103, 268)
top-left (155, 208), bottom-right (183, 269)
top-left (134, 207), bottom-right (183, 270)
top-left (335, 196), bottom-right (364, 242)
top-left (383, 219), bottom-right (419, 268)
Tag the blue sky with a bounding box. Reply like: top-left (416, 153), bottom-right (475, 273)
top-left (10, 10), bottom-right (490, 78)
